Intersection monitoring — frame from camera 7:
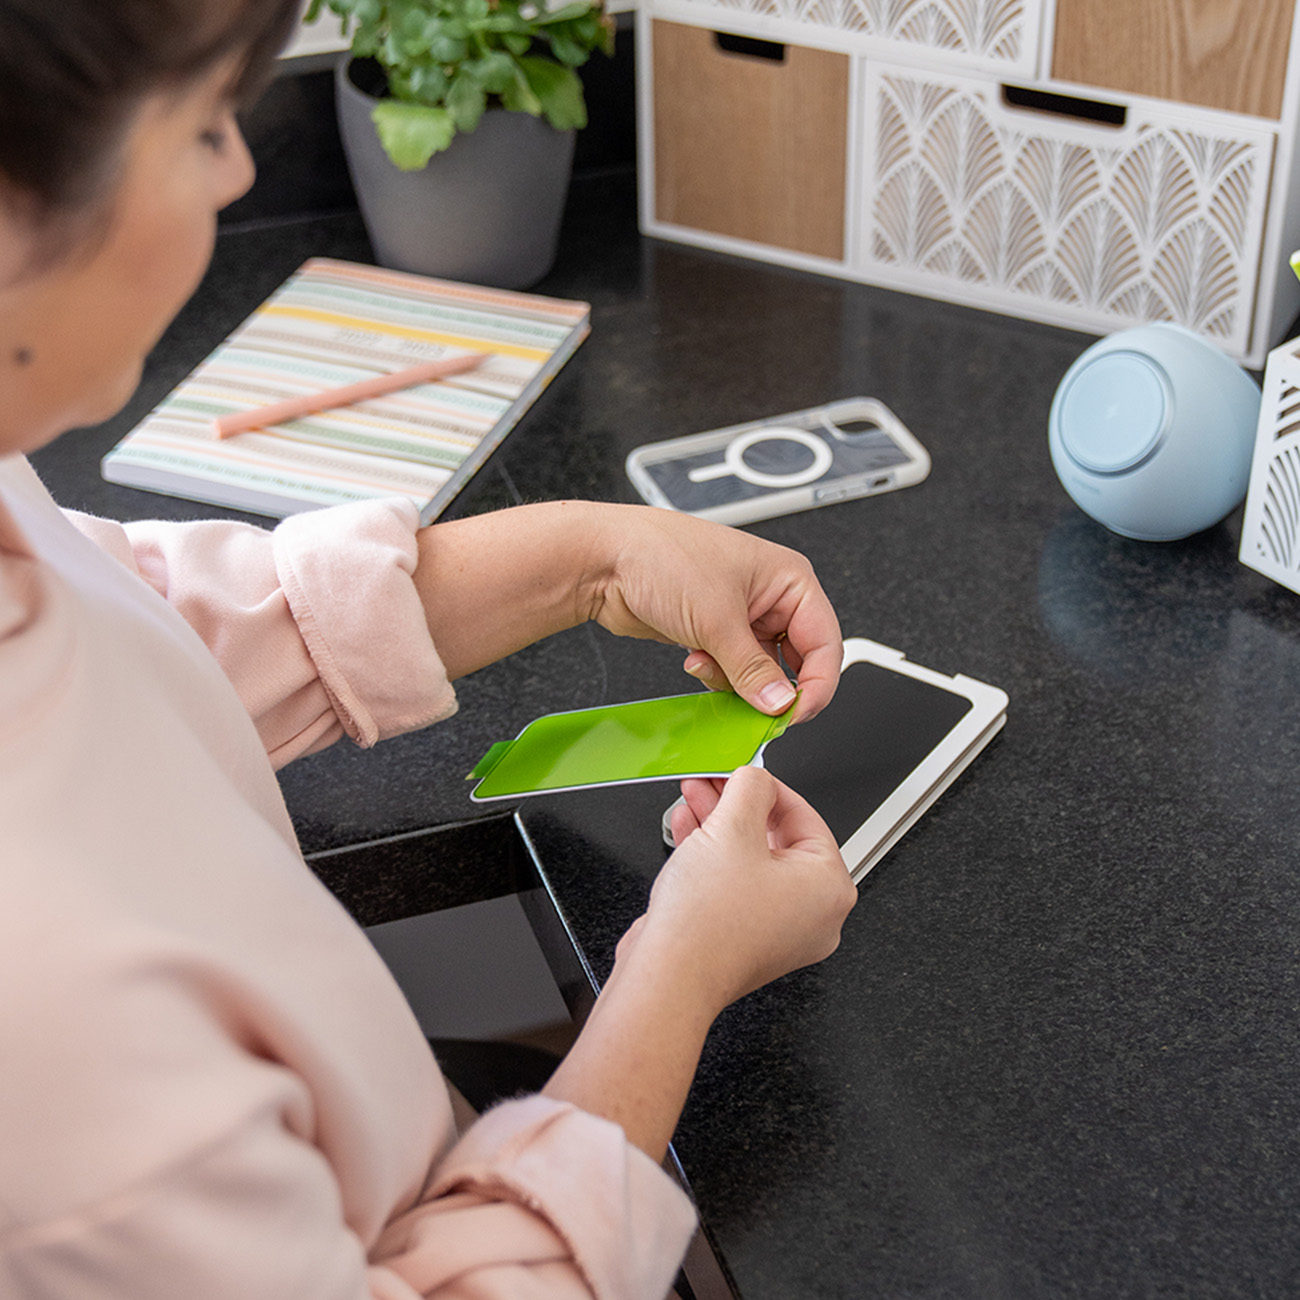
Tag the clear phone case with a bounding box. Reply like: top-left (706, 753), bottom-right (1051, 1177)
top-left (625, 397), bottom-right (930, 525)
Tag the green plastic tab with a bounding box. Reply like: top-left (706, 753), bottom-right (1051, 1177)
top-left (468, 689), bottom-right (797, 801)
top-left (467, 740), bottom-right (515, 781)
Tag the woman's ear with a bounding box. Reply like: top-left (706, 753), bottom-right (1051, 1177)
top-left (0, 195), bottom-right (37, 289)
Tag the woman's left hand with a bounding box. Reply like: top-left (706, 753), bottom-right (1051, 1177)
top-left (415, 500), bottom-right (842, 721)
top-left (583, 503), bottom-right (842, 722)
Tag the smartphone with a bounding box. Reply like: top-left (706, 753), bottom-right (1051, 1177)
top-left (625, 398), bottom-right (930, 526)
top-left (664, 639), bottom-right (1008, 883)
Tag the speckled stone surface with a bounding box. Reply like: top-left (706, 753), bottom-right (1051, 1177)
top-left (29, 107), bottom-right (1300, 1299)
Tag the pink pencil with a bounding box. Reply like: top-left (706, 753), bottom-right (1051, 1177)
top-left (211, 352), bottom-right (488, 439)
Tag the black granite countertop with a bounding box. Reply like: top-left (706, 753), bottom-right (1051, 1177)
top-left (32, 164), bottom-right (1300, 1298)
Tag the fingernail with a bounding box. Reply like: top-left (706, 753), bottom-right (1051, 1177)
top-left (684, 658), bottom-right (711, 681)
top-left (758, 680), bottom-right (796, 713)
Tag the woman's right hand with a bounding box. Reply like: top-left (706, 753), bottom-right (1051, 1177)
top-left (629, 766), bottom-right (858, 1018)
top-left (544, 766), bottom-right (854, 1160)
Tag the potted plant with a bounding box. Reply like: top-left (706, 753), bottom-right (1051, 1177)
top-left (307, 0), bottom-right (615, 288)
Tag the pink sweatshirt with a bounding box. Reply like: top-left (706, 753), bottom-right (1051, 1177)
top-left (0, 455), bottom-right (695, 1300)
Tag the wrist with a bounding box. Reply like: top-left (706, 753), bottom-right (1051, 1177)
top-left (608, 915), bottom-right (734, 1030)
top-left (542, 916), bottom-right (717, 1161)
top-left (411, 499), bottom-right (616, 678)
top-left (562, 499), bottom-right (620, 627)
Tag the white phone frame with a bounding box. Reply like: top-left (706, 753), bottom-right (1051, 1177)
top-left (662, 638), bottom-right (1008, 880)
top-left (822, 639), bottom-right (1007, 882)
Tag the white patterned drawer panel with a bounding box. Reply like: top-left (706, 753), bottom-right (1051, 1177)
top-left (647, 0), bottom-right (1040, 73)
top-left (1241, 342), bottom-right (1300, 592)
top-left (855, 68), bottom-right (1275, 357)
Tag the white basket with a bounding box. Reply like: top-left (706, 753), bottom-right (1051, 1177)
top-left (855, 67), bottom-right (1275, 359)
top-left (1240, 339), bottom-right (1300, 593)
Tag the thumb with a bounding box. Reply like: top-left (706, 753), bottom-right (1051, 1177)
top-left (709, 765), bottom-right (782, 839)
top-left (706, 634), bottom-right (797, 716)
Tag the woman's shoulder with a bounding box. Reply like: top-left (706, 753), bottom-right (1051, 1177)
top-left (0, 529), bottom-right (81, 735)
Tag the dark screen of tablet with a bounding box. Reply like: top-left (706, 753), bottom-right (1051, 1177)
top-left (764, 659), bottom-right (974, 845)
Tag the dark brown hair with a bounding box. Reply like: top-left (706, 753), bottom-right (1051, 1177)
top-left (0, 0), bottom-right (301, 230)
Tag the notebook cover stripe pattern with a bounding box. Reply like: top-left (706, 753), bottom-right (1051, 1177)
top-left (102, 258), bottom-right (590, 522)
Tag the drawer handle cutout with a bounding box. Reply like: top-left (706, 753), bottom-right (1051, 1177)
top-left (713, 31), bottom-right (787, 62)
top-left (1001, 84), bottom-right (1126, 128)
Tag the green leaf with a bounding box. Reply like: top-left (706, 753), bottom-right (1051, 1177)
top-left (500, 63), bottom-right (543, 115)
top-left (584, 11), bottom-right (617, 56)
top-left (395, 61), bottom-right (451, 104)
top-left (479, 11), bottom-right (534, 34)
top-left (332, 0), bottom-right (609, 126)
top-left (470, 50), bottom-right (520, 95)
top-left (370, 100), bottom-right (457, 169)
top-left (546, 29), bottom-right (590, 68)
top-left (534, 0), bottom-right (601, 23)
top-left (445, 70), bottom-right (488, 132)
top-left (429, 32), bottom-right (470, 62)
top-left (396, 16), bottom-right (440, 58)
top-left (518, 56), bottom-right (587, 131)
top-left (388, 0), bottom-right (429, 25)
top-left (350, 27), bottom-right (383, 58)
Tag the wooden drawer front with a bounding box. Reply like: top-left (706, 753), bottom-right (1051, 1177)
top-left (855, 68), bottom-right (1275, 356)
top-left (651, 21), bottom-right (849, 259)
top-left (647, 0), bottom-right (1041, 74)
top-left (1052, 0), bottom-right (1296, 121)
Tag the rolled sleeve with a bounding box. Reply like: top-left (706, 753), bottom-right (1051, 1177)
top-left (374, 1096), bottom-right (698, 1300)
top-left (72, 499), bottom-right (457, 767)
top-left (270, 499), bottom-right (457, 752)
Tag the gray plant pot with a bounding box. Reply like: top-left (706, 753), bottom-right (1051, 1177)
top-left (334, 57), bottom-right (576, 289)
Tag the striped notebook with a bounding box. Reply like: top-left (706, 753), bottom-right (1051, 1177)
top-left (102, 258), bottom-right (590, 523)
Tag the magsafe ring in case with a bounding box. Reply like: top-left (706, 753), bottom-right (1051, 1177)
top-left (687, 426), bottom-right (835, 490)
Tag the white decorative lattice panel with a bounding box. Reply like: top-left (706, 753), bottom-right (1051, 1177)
top-left (648, 0), bottom-right (1038, 72)
top-left (857, 69), bottom-right (1275, 357)
top-left (1241, 342), bottom-right (1300, 592)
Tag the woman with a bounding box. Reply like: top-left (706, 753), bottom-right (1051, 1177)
top-left (0, 3), bottom-right (857, 1297)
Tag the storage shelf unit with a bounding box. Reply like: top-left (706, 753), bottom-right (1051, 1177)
top-left (638, 0), bottom-right (1300, 365)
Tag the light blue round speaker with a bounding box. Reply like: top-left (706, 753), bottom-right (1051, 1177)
top-left (1048, 323), bottom-right (1261, 542)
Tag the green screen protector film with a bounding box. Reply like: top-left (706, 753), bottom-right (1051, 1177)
top-left (467, 689), bottom-right (797, 801)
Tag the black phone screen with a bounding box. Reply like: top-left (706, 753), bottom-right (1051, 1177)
top-left (765, 658), bottom-right (974, 845)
